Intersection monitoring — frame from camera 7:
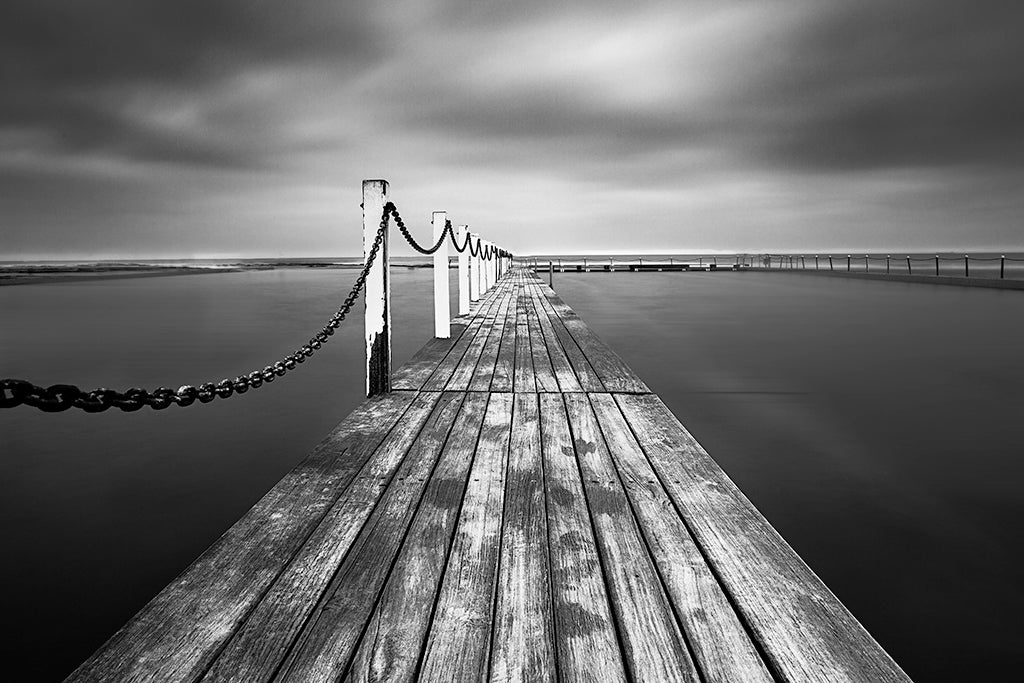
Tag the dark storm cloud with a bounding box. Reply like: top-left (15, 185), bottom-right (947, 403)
top-left (743, 0), bottom-right (1024, 170)
top-left (0, 0), bottom-right (379, 169)
top-left (373, 0), bottom-right (1024, 174)
top-left (2, 0), bottom-right (1023, 257)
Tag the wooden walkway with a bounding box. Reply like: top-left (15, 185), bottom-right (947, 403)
top-left (68, 268), bottom-right (910, 682)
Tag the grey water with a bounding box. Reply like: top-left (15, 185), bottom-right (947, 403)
top-left (1, 268), bottom-right (1022, 680)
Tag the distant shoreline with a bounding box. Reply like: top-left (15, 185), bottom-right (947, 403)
top-left (0, 261), bottom-right (435, 286)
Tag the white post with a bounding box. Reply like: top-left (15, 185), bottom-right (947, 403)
top-left (362, 179), bottom-right (390, 397)
top-left (457, 224), bottom-right (470, 315)
top-left (481, 240), bottom-right (489, 290)
top-left (470, 232), bottom-right (481, 302)
top-left (432, 211), bottom-right (450, 338)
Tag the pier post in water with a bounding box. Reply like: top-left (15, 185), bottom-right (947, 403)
top-left (470, 232), bottom-right (481, 302)
top-left (457, 225), bottom-right (470, 315)
top-left (362, 179), bottom-right (391, 397)
top-left (432, 211), bottom-right (450, 338)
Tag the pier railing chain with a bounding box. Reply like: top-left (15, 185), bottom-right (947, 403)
top-left (0, 209), bottom-right (390, 413)
top-left (387, 203), bottom-right (508, 260)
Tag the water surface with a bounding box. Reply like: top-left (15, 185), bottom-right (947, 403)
top-left (554, 270), bottom-right (1024, 681)
top-left (2, 268), bottom-right (1022, 680)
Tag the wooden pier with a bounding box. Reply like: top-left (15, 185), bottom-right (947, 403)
top-left (68, 267), bottom-right (909, 682)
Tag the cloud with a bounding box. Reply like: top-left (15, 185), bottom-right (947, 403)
top-left (1, 1), bottom-right (1023, 257)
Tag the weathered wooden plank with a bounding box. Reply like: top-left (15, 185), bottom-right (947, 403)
top-left (588, 393), bottom-right (772, 683)
top-left (539, 393), bottom-right (627, 683)
top-left (512, 290), bottom-right (537, 393)
top-left (468, 286), bottom-right (513, 392)
top-left (419, 393), bottom-right (513, 681)
top-left (421, 306), bottom-right (494, 392)
top-left (490, 284), bottom-right (518, 392)
top-left (563, 393), bottom-right (699, 682)
top-left (528, 288), bottom-right (584, 393)
top-left (489, 393), bottom-right (557, 681)
top-left (391, 323), bottom-right (468, 390)
top-left (68, 392), bottom-right (420, 683)
top-left (526, 287), bottom-right (560, 392)
top-left (446, 288), bottom-right (507, 391)
top-left (532, 287), bottom-right (606, 393)
top-left (199, 392), bottom-right (442, 682)
top-left (275, 392), bottom-right (466, 681)
top-left (344, 391), bottom-right (490, 682)
top-left (615, 393), bottom-right (912, 683)
top-left (542, 289), bottom-right (650, 393)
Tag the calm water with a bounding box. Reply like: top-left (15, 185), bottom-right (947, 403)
top-left (554, 270), bottom-right (1024, 681)
top-left (2, 268), bottom-right (1022, 680)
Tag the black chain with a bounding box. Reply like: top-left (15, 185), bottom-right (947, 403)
top-left (0, 207), bottom-right (389, 413)
top-left (388, 203), bottom-right (509, 260)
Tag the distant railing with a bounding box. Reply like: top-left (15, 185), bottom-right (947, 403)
top-left (747, 253), bottom-right (1024, 280)
top-left (518, 253), bottom-right (1024, 281)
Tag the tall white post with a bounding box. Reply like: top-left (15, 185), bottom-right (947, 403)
top-left (432, 211), bottom-right (450, 338)
top-left (484, 240), bottom-right (493, 292)
top-left (457, 224), bottom-right (470, 315)
top-left (470, 232), bottom-right (481, 302)
top-left (362, 179), bottom-right (390, 397)
top-left (485, 241), bottom-right (495, 290)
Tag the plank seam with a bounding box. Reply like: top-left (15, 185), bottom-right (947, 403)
top-left (193, 395), bottom-right (422, 681)
top-left (266, 392), bottom-right (456, 681)
top-left (589, 393), bottom-right (709, 683)
top-left (559, 393), bottom-right (635, 683)
top-left (409, 392), bottom-right (492, 681)
top-left (610, 394), bottom-right (785, 683)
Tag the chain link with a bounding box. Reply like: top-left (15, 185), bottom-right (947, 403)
top-left (388, 203), bottom-right (508, 260)
top-left (0, 207), bottom-right (389, 413)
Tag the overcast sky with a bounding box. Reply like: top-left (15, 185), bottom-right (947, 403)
top-left (2, 0), bottom-right (1022, 258)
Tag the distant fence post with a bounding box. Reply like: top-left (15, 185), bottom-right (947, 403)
top-left (829, 255), bottom-right (833, 271)
top-left (457, 225), bottom-right (470, 315)
top-left (362, 179), bottom-right (391, 398)
top-left (864, 255), bottom-right (869, 272)
top-left (886, 255), bottom-right (891, 274)
top-left (432, 211), bottom-right (450, 338)
top-left (548, 260), bottom-right (554, 287)
top-left (847, 255), bottom-right (851, 271)
top-left (1001, 255), bottom-right (1006, 279)
top-left (964, 255), bottom-right (969, 278)
top-left (906, 256), bottom-right (912, 274)
top-left (935, 255), bottom-right (939, 276)
top-left (815, 255), bottom-right (819, 270)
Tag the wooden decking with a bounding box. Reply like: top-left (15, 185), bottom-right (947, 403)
top-left (68, 268), bottom-right (910, 682)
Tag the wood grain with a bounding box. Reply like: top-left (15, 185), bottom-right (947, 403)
top-left (589, 393), bottom-right (772, 683)
top-left (489, 392), bottom-right (557, 682)
top-left (274, 392), bottom-right (466, 681)
top-left (616, 392), bottom-right (912, 683)
top-left (490, 283), bottom-right (518, 392)
top-left (539, 393), bottom-right (627, 683)
top-left (419, 393), bottom-right (513, 682)
top-left (344, 391), bottom-right (489, 682)
top-left (68, 392), bottom-right (420, 683)
top-left (563, 392), bottom-right (699, 682)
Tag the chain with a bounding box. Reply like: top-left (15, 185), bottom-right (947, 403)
top-left (388, 204), bottom-right (509, 260)
top-left (0, 208), bottom-right (389, 413)
top-left (387, 203), bottom-right (449, 255)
